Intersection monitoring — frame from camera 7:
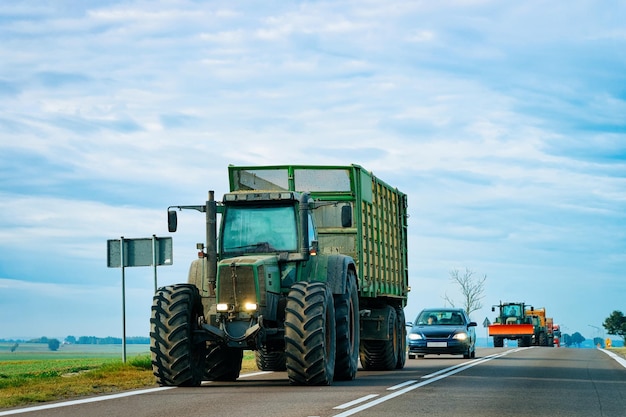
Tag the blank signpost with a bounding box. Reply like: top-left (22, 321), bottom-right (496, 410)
top-left (107, 235), bottom-right (172, 362)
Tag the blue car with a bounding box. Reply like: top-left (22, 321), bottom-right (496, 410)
top-left (408, 308), bottom-right (477, 359)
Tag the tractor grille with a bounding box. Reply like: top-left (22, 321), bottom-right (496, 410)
top-left (218, 264), bottom-right (266, 308)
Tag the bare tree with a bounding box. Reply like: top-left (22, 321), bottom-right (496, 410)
top-left (443, 267), bottom-right (486, 316)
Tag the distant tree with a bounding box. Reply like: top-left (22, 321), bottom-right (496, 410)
top-left (603, 310), bottom-right (626, 344)
top-left (570, 332), bottom-right (585, 347)
top-left (443, 267), bottom-right (486, 316)
top-left (65, 335), bottom-right (76, 344)
top-left (78, 336), bottom-right (97, 344)
top-left (47, 338), bottom-right (61, 351)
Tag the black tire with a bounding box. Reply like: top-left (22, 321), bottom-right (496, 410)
top-left (395, 307), bottom-right (407, 369)
top-left (359, 306), bottom-right (398, 371)
top-left (493, 337), bottom-right (504, 347)
top-left (333, 270), bottom-right (360, 381)
top-left (150, 284), bottom-right (205, 387)
top-left (255, 346), bottom-right (287, 371)
top-left (463, 347), bottom-right (471, 359)
top-left (539, 332), bottom-right (547, 346)
top-left (285, 282), bottom-right (336, 385)
top-left (204, 344), bottom-right (243, 381)
top-left (518, 336), bottom-right (531, 347)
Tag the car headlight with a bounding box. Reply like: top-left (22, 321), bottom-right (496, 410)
top-left (453, 332), bottom-right (468, 341)
top-left (408, 333), bottom-right (423, 340)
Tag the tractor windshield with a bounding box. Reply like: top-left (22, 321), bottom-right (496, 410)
top-left (222, 205), bottom-right (298, 254)
top-left (503, 305), bottom-right (522, 317)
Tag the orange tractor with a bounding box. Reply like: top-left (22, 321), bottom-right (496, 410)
top-left (488, 302), bottom-right (534, 347)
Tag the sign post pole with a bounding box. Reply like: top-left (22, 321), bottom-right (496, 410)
top-left (120, 237), bottom-right (127, 363)
top-left (152, 235), bottom-right (158, 293)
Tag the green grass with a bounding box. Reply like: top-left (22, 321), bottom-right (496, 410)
top-left (0, 343), bottom-right (256, 410)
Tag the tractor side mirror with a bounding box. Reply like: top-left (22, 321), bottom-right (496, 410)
top-left (168, 210), bottom-right (178, 232)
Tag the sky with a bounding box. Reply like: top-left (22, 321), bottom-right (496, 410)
top-left (0, 0), bottom-right (624, 342)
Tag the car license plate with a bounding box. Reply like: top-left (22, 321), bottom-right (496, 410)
top-left (427, 342), bottom-right (447, 348)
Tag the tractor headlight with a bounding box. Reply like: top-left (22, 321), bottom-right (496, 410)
top-left (216, 303), bottom-right (229, 312)
top-left (244, 302), bottom-right (258, 311)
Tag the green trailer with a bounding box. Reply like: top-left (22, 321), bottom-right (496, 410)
top-left (150, 164), bottom-right (409, 387)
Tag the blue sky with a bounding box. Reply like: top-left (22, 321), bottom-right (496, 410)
top-left (1, 0), bottom-right (624, 341)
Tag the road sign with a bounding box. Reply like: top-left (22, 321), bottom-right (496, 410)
top-left (483, 317), bottom-right (491, 327)
top-left (107, 236), bottom-right (172, 268)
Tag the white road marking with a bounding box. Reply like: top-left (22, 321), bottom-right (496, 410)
top-left (200, 370), bottom-right (273, 385)
top-left (333, 394), bottom-right (379, 410)
top-left (387, 380), bottom-right (418, 390)
top-left (332, 348), bottom-right (529, 417)
top-left (600, 348), bottom-right (626, 369)
top-left (0, 387), bottom-right (175, 416)
top-left (2, 371), bottom-right (274, 415)
top-left (421, 349), bottom-right (523, 379)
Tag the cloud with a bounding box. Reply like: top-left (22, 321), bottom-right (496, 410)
top-left (0, 0), bottom-right (624, 339)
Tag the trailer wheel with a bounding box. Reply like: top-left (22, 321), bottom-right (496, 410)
top-left (150, 284), bottom-right (205, 387)
top-left (333, 270), bottom-right (360, 381)
top-left (395, 307), bottom-right (407, 369)
top-left (493, 337), bottom-right (504, 347)
top-left (359, 306), bottom-right (398, 371)
top-left (204, 344), bottom-right (243, 381)
top-left (255, 346), bottom-right (287, 371)
top-left (285, 282), bottom-right (336, 385)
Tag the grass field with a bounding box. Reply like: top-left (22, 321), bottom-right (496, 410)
top-left (0, 342), bottom-right (257, 410)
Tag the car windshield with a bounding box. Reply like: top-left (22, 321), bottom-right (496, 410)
top-left (416, 311), bottom-right (465, 325)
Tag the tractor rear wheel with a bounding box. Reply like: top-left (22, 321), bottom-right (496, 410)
top-left (150, 284), bottom-right (205, 387)
top-left (285, 282), bottom-right (336, 385)
top-left (395, 307), bottom-right (407, 369)
top-left (333, 270), bottom-right (360, 381)
top-left (204, 344), bottom-right (243, 381)
top-left (255, 346), bottom-right (287, 371)
top-left (518, 336), bottom-right (532, 347)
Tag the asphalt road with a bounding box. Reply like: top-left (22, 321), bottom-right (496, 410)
top-left (2, 347), bottom-right (625, 417)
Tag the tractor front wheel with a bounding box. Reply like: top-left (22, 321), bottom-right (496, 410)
top-left (150, 284), bottom-right (205, 387)
top-left (285, 282), bottom-right (336, 385)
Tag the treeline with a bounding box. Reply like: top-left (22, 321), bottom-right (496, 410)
top-left (64, 336), bottom-right (150, 345)
top-left (1, 336), bottom-right (150, 344)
